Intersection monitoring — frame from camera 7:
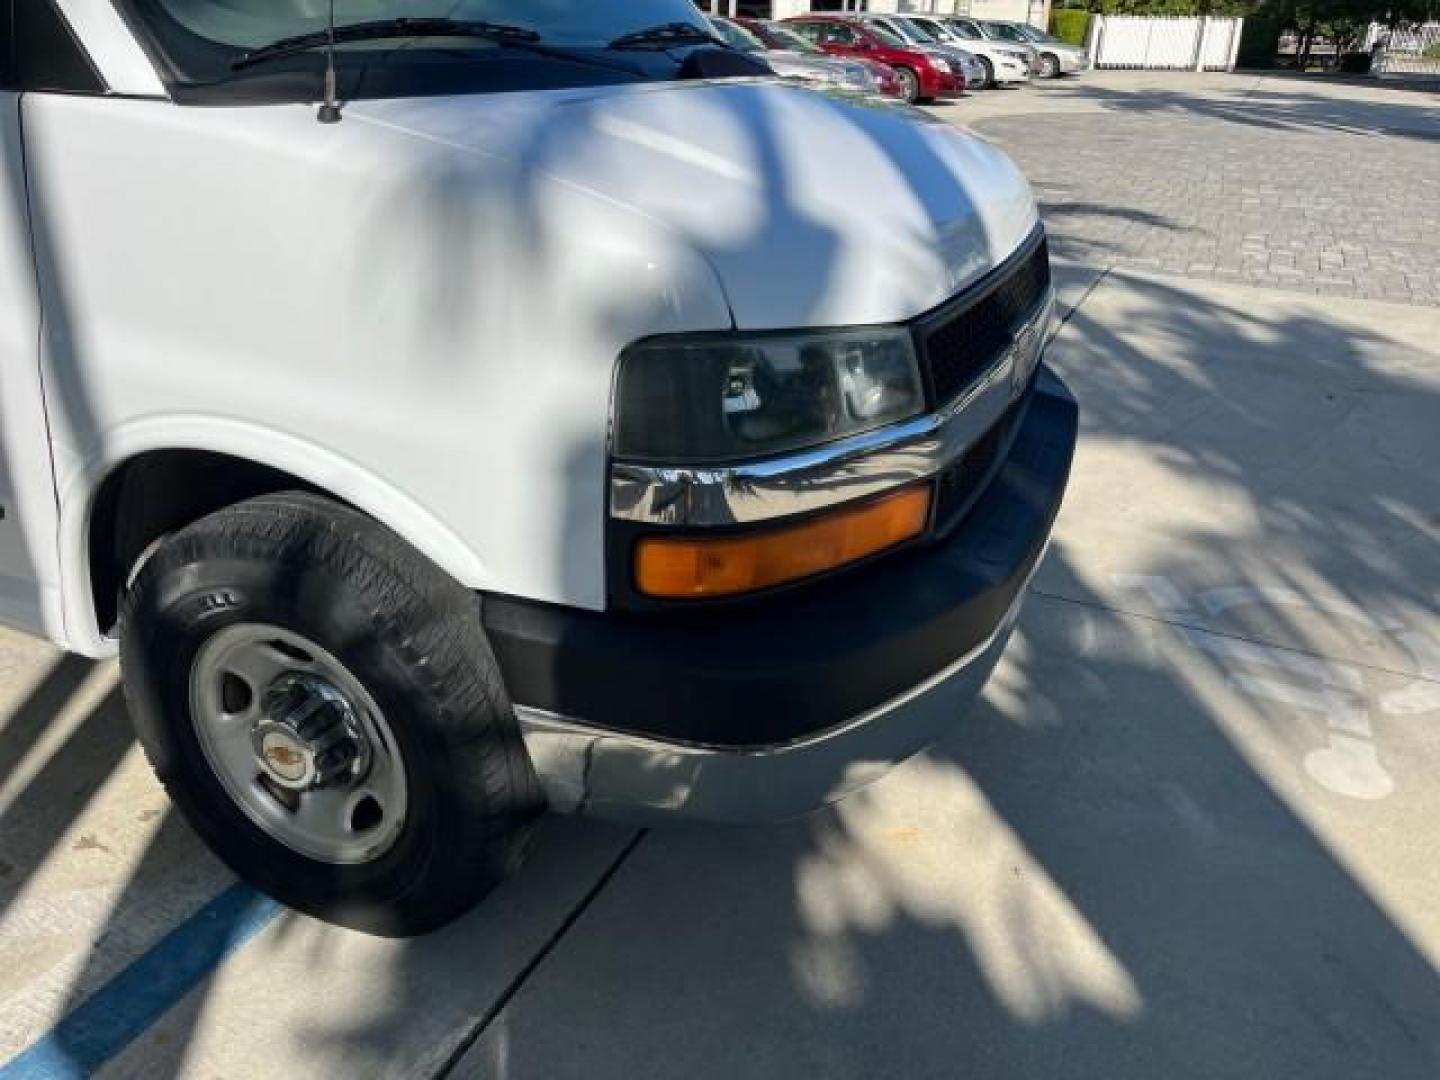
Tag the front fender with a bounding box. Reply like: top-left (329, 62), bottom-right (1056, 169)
top-left (57, 416), bottom-right (491, 656)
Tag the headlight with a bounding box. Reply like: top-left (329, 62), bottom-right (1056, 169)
top-left (1000, 49), bottom-right (1029, 62)
top-left (614, 329), bottom-right (925, 463)
top-left (930, 57), bottom-right (952, 72)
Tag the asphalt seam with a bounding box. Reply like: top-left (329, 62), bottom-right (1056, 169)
top-left (435, 828), bottom-right (649, 1078)
top-left (1028, 586), bottom-right (1440, 687)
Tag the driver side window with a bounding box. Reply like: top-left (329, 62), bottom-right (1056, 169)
top-left (950, 21), bottom-right (981, 40)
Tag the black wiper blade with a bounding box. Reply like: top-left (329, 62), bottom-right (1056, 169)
top-left (232, 18), bottom-right (539, 70)
top-left (607, 22), bottom-right (725, 51)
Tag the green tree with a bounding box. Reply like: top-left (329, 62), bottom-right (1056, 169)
top-left (1267, 0), bottom-right (1433, 64)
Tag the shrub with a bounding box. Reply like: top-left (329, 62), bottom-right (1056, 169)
top-left (1049, 9), bottom-right (1091, 47)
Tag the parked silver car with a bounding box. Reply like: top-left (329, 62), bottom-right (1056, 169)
top-left (854, 13), bottom-right (987, 92)
top-left (986, 21), bottom-right (1089, 77)
top-left (707, 16), bottom-right (879, 95)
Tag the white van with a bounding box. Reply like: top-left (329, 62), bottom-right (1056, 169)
top-left (0, 0), bottom-right (1075, 934)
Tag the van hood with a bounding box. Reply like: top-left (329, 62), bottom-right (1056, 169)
top-left (347, 80), bottom-right (1037, 328)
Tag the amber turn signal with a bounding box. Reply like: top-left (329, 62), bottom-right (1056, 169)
top-left (635, 486), bottom-right (931, 600)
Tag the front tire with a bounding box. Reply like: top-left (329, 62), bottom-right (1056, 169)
top-left (978, 57), bottom-right (995, 89)
top-left (1039, 53), bottom-right (1060, 78)
top-left (894, 66), bottom-right (921, 104)
top-left (120, 491), bottom-right (543, 936)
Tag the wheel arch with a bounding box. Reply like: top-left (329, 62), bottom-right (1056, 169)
top-left (61, 419), bottom-right (490, 656)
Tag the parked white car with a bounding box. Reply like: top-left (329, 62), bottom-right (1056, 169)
top-left (983, 20), bottom-right (1088, 77)
top-left (929, 15), bottom-right (1038, 86)
top-left (0, 0), bottom-right (1074, 935)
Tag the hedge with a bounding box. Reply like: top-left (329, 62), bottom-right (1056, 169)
top-left (1049, 9), bottom-right (1091, 47)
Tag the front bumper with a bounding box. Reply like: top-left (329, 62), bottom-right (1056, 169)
top-left (487, 367), bottom-right (1078, 823)
top-left (931, 71), bottom-right (964, 97)
top-left (994, 61), bottom-right (1031, 83)
top-left (1044, 50), bottom-right (1086, 73)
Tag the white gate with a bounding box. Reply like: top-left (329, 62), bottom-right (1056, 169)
top-left (1088, 16), bottom-right (1245, 71)
top-left (1369, 22), bottom-right (1440, 77)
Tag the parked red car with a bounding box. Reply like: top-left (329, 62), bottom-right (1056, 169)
top-left (783, 15), bottom-right (962, 103)
top-left (737, 17), bottom-right (906, 99)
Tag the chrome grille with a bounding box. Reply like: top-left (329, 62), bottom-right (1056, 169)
top-left (918, 233), bottom-right (1050, 407)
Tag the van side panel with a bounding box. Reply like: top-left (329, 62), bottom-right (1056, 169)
top-left (0, 93), bottom-right (65, 640)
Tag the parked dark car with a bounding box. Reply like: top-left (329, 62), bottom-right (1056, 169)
top-left (784, 15), bottom-right (963, 103)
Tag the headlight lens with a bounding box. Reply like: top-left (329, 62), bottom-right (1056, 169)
top-left (1001, 49), bottom-right (1029, 62)
top-left (614, 328), bottom-right (924, 463)
top-left (931, 57), bottom-right (952, 72)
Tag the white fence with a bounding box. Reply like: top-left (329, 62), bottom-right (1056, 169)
top-left (1367, 22), bottom-right (1440, 77)
top-left (1088, 16), bottom-right (1245, 72)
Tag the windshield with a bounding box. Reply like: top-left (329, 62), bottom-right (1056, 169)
top-left (757, 23), bottom-right (821, 54)
top-left (708, 17), bottom-right (763, 52)
top-left (904, 18), bottom-right (950, 43)
top-left (866, 22), bottom-right (907, 48)
top-left (1016, 25), bottom-right (1063, 44)
top-left (984, 22), bottom-right (1032, 43)
top-left (119, 0), bottom-right (712, 97)
top-left (904, 19), bottom-right (950, 43)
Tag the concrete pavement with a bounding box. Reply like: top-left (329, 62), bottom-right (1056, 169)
top-left (451, 268), bottom-right (1440, 1080)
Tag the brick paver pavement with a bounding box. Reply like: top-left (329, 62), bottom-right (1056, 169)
top-left (966, 75), bottom-right (1440, 305)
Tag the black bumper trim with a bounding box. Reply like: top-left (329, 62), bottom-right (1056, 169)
top-left (484, 366), bottom-right (1077, 749)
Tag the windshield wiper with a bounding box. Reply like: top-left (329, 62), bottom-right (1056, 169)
top-left (607, 22), bottom-right (725, 51)
top-left (233, 17), bottom-right (542, 70)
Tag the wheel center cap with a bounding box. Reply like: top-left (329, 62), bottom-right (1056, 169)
top-left (259, 731), bottom-right (311, 783)
top-left (252, 674), bottom-right (370, 791)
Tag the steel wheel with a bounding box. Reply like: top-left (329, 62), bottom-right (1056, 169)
top-left (894, 66), bottom-right (920, 103)
top-left (189, 623), bottom-right (408, 865)
top-left (1040, 53), bottom-right (1060, 78)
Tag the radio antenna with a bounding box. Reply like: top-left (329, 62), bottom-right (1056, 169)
top-left (317, 0), bottom-right (342, 123)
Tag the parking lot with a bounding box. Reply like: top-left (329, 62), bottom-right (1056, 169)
top-left (3, 71), bottom-right (1439, 1078)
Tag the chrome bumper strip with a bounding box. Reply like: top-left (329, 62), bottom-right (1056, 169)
top-left (610, 289), bottom-right (1055, 527)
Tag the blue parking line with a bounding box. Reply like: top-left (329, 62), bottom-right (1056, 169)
top-left (0, 883), bottom-right (282, 1080)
